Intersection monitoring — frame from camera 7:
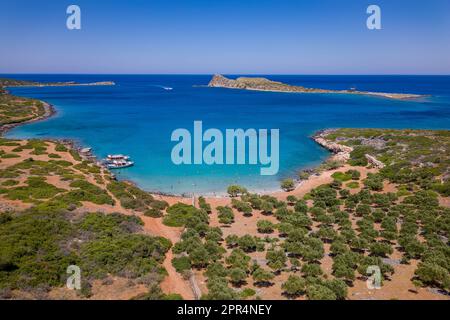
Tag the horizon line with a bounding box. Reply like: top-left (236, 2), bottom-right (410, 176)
top-left (1, 73), bottom-right (450, 76)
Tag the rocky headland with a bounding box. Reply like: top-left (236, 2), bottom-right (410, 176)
top-left (208, 74), bottom-right (422, 100)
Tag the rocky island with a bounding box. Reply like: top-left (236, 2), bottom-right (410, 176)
top-left (208, 74), bottom-right (422, 100)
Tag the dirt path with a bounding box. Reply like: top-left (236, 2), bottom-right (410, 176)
top-left (140, 215), bottom-right (196, 300)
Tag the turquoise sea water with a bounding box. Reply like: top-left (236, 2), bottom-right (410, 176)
top-left (3, 75), bottom-right (450, 195)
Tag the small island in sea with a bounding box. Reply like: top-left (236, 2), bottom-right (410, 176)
top-left (208, 74), bottom-right (422, 100)
top-left (0, 76), bottom-right (449, 301)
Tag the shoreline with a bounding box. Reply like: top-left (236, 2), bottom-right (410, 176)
top-left (0, 100), bottom-right (56, 136)
top-left (0, 94), bottom-right (346, 199)
top-left (244, 87), bottom-right (424, 100)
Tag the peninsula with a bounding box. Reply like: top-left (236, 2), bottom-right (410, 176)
top-left (208, 74), bottom-right (422, 100)
top-left (0, 78), bottom-right (115, 89)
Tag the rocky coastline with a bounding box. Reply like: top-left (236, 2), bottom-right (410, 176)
top-left (0, 100), bottom-right (56, 135)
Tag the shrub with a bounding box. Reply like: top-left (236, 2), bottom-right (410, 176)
top-left (257, 220), bottom-right (275, 234)
top-left (281, 275), bottom-right (306, 297)
top-left (240, 288), bottom-right (256, 299)
top-left (55, 143), bottom-right (68, 152)
top-left (281, 178), bottom-right (295, 191)
top-left (163, 203), bottom-right (201, 227)
top-left (227, 185), bottom-right (247, 197)
top-left (252, 267), bottom-right (274, 286)
top-left (217, 206), bottom-right (234, 225)
top-left (171, 256), bottom-right (191, 273)
top-left (331, 172), bottom-right (352, 182)
top-left (229, 267), bottom-right (247, 285)
top-left (346, 181), bottom-right (359, 189)
top-left (144, 208), bottom-right (163, 218)
top-left (306, 284), bottom-right (337, 300)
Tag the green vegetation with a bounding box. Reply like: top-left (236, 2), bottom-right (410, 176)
top-left (346, 181), bottom-right (359, 189)
top-left (107, 180), bottom-right (165, 212)
top-left (281, 178), bottom-right (295, 191)
top-left (0, 210), bottom-right (170, 295)
top-left (217, 206), bottom-right (235, 225)
top-left (227, 185), bottom-right (247, 197)
top-left (163, 203), bottom-right (205, 227)
top-left (331, 171), bottom-right (352, 182)
top-left (0, 88), bottom-right (47, 127)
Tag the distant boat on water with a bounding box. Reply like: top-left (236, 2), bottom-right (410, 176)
top-left (150, 85), bottom-right (173, 91)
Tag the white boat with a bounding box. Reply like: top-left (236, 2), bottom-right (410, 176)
top-left (107, 154), bottom-right (130, 161)
top-left (106, 159), bottom-right (134, 169)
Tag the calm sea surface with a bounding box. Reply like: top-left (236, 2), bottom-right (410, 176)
top-left (3, 74), bottom-right (450, 195)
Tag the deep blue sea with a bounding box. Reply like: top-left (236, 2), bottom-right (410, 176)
top-left (3, 74), bottom-right (450, 195)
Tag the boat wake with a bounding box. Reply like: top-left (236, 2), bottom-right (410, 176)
top-left (150, 84), bottom-right (173, 91)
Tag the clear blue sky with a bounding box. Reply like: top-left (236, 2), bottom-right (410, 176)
top-left (1, 0), bottom-right (449, 74)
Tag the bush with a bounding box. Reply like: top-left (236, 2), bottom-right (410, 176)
top-left (306, 284), bottom-right (337, 300)
top-left (163, 203), bottom-right (202, 227)
top-left (229, 267), bottom-right (247, 285)
top-left (144, 208), bottom-right (163, 218)
top-left (331, 172), bottom-right (352, 182)
top-left (257, 220), bottom-right (275, 234)
top-left (240, 288), bottom-right (256, 299)
top-left (171, 256), bottom-right (191, 273)
top-left (227, 185), bottom-right (247, 197)
top-left (217, 206), bottom-right (234, 225)
top-left (346, 181), bottom-right (359, 189)
top-left (252, 267), bottom-right (274, 286)
top-left (364, 174), bottom-right (384, 191)
top-left (55, 143), bottom-right (68, 152)
top-left (281, 275), bottom-right (306, 297)
top-left (281, 178), bottom-right (295, 191)
top-left (415, 262), bottom-right (450, 290)
top-left (198, 196), bottom-right (212, 213)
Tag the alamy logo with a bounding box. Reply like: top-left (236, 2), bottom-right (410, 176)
top-left (66, 265), bottom-right (81, 290)
top-left (66, 5), bottom-right (81, 30)
top-left (366, 265), bottom-right (382, 289)
top-left (171, 121), bottom-right (279, 175)
top-left (367, 5), bottom-right (382, 30)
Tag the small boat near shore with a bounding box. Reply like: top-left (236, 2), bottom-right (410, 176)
top-left (106, 159), bottom-right (134, 169)
top-left (107, 154), bottom-right (130, 161)
top-left (103, 154), bottom-right (134, 169)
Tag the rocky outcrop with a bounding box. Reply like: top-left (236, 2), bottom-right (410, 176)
top-left (313, 131), bottom-right (354, 163)
top-left (365, 154), bottom-right (385, 169)
top-left (313, 130), bottom-right (386, 168)
top-left (208, 74), bottom-right (247, 89)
